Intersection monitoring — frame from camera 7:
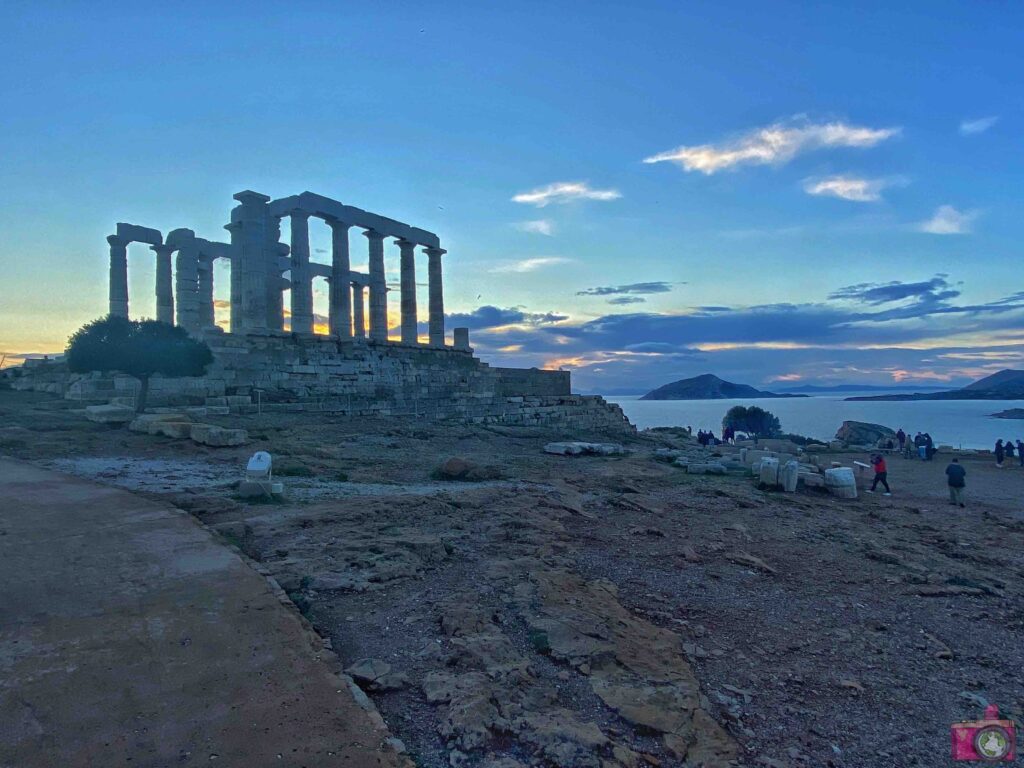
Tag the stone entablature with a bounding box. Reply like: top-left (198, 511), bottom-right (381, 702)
top-left (106, 190), bottom-right (450, 347)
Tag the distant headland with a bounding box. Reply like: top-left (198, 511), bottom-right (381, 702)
top-left (846, 369), bottom-right (1024, 401)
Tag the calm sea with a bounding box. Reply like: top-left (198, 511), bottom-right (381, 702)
top-left (604, 394), bottom-right (1024, 450)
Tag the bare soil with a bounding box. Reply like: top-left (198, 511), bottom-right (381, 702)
top-left (2, 388), bottom-right (1023, 768)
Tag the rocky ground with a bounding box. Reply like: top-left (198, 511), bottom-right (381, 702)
top-left (2, 388), bottom-right (1023, 767)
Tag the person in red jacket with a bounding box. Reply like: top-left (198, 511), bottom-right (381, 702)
top-left (868, 453), bottom-right (891, 495)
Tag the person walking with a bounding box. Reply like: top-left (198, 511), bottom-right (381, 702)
top-left (994, 439), bottom-right (1005, 468)
top-left (867, 453), bottom-right (891, 495)
top-left (946, 458), bottom-right (966, 507)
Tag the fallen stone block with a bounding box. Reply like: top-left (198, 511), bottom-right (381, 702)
top-left (190, 424), bottom-right (248, 447)
top-left (157, 421), bottom-right (194, 439)
top-left (127, 413), bottom-right (188, 433)
top-left (85, 404), bottom-right (135, 424)
top-left (688, 462), bottom-right (726, 475)
top-left (825, 467), bottom-right (858, 499)
top-left (543, 441), bottom-right (627, 456)
top-left (799, 472), bottom-right (825, 488)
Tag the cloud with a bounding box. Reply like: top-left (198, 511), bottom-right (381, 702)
top-left (513, 219), bottom-right (555, 236)
top-left (803, 175), bottom-right (904, 202)
top-left (512, 181), bottom-right (621, 207)
top-left (491, 257), bottom-right (572, 273)
top-left (959, 116), bottom-right (998, 135)
top-left (460, 279), bottom-right (1024, 394)
top-left (643, 119), bottom-right (900, 174)
top-left (576, 282), bottom-right (674, 296)
top-left (829, 276), bottom-right (960, 305)
top-left (445, 305), bottom-right (567, 330)
top-left (608, 297), bottom-right (647, 305)
top-left (917, 205), bottom-right (978, 235)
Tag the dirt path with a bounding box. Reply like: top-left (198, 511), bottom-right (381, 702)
top-left (0, 458), bottom-right (405, 768)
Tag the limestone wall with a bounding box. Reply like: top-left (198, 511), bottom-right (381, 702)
top-left (8, 334), bottom-right (633, 434)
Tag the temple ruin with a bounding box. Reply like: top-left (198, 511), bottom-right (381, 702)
top-left (11, 190), bottom-right (632, 432)
top-left (107, 190), bottom-right (453, 347)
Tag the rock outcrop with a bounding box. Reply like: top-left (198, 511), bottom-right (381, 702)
top-left (835, 420), bottom-right (896, 447)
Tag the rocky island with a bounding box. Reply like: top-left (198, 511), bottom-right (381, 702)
top-left (640, 373), bottom-right (806, 400)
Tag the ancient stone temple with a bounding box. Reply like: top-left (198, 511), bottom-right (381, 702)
top-left (107, 190), bottom-right (452, 347)
top-left (14, 190), bottom-right (632, 432)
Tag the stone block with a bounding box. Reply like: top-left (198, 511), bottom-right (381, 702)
top-left (157, 421), bottom-right (194, 439)
top-left (84, 404), bottom-right (135, 424)
top-left (190, 424), bottom-right (248, 447)
top-left (128, 413), bottom-right (188, 433)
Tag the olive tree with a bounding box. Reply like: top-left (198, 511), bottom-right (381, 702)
top-left (722, 405), bottom-right (782, 439)
top-left (66, 316), bottom-right (213, 412)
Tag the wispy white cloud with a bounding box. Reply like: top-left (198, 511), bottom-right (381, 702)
top-left (643, 118), bottom-right (901, 174)
top-left (959, 116), bottom-right (998, 136)
top-left (512, 181), bottom-right (621, 207)
top-left (917, 205), bottom-right (979, 235)
top-left (513, 219), bottom-right (555, 236)
top-left (803, 174), bottom-right (905, 202)
top-left (491, 256), bottom-right (573, 273)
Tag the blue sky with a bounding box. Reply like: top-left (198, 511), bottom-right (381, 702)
top-left (1, 1), bottom-right (1021, 391)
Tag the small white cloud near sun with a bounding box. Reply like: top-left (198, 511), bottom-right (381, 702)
top-left (917, 205), bottom-right (979, 235)
top-left (491, 256), bottom-right (573, 273)
top-left (803, 174), bottom-right (907, 202)
top-left (512, 182), bottom-right (621, 207)
top-left (513, 219), bottom-right (555, 236)
top-left (959, 116), bottom-right (998, 136)
top-left (643, 118), bottom-right (900, 174)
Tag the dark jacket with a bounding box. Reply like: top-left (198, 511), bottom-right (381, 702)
top-left (945, 463), bottom-right (966, 488)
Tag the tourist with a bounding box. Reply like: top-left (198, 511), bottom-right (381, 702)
top-left (867, 453), bottom-right (891, 495)
top-left (945, 458), bottom-right (967, 507)
top-left (1017, 440), bottom-right (1024, 467)
top-left (1006, 440), bottom-right (1016, 463)
top-left (995, 439), bottom-right (1005, 467)
top-left (924, 433), bottom-right (936, 461)
top-left (914, 432), bottom-right (926, 459)
top-left (896, 428), bottom-right (906, 453)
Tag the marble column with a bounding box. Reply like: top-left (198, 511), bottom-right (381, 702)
top-left (351, 281), bottom-right (366, 338)
top-left (397, 239), bottom-right (418, 344)
top-left (425, 246), bottom-right (446, 346)
top-left (226, 190), bottom-right (272, 334)
top-left (223, 221), bottom-right (244, 334)
top-left (363, 230), bottom-right (387, 342)
top-left (328, 220), bottom-right (352, 339)
top-left (289, 212), bottom-right (313, 334)
top-left (175, 246), bottom-right (200, 332)
top-left (152, 245), bottom-right (175, 324)
top-left (107, 235), bottom-right (129, 318)
top-left (198, 258), bottom-right (215, 328)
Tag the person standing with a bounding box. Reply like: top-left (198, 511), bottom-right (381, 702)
top-left (1006, 439), bottom-right (1016, 464)
top-left (867, 453), bottom-right (891, 495)
top-left (945, 458), bottom-right (966, 507)
top-left (896, 428), bottom-right (907, 454)
top-left (1017, 439), bottom-right (1024, 467)
top-left (994, 439), bottom-right (1005, 467)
